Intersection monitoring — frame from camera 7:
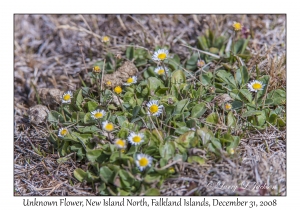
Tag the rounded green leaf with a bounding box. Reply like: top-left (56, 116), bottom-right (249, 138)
top-left (206, 112), bottom-right (219, 125)
top-left (74, 168), bottom-right (87, 182)
top-left (171, 70), bottom-right (186, 85)
top-left (191, 102), bottom-right (207, 118)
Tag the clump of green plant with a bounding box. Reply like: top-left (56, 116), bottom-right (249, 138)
top-left (47, 23), bottom-right (286, 195)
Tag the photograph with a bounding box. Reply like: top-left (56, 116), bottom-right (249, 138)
top-left (14, 14), bottom-right (286, 197)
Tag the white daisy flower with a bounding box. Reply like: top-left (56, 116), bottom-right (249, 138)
top-left (146, 100), bottom-right (164, 117)
top-left (247, 80), bottom-right (265, 92)
top-left (102, 121), bottom-right (114, 132)
top-left (114, 139), bottom-right (127, 149)
top-left (154, 66), bottom-right (169, 76)
top-left (127, 132), bottom-right (144, 145)
top-left (124, 76), bottom-right (137, 86)
top-left (135, 154), bottom-right (153, 171)
top-left (91, 109), bottom-right (106, 120)
top-left (61, 91), bottom-right (73, 103)
top-left (152, 49), bottom-right (169, 62)
top-left (58, 127), bottom-right (68, 138)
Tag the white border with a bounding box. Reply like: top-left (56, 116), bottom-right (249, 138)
top-left (3, 0), bottom-right (296, 209)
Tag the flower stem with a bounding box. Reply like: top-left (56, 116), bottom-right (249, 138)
top-left (116, 93), bottom-right (126, 112)
top-left (255, 92), bottom-right (258, 110)
top-left (161, 62), bottom-right (170, 87)
top-left (148, 115), bottom-right (163, 142)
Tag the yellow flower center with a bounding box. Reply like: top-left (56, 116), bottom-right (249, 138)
top-left (168, 167), bottom-right (175, 174)
top-left (105, 123), bottom-right (114, 131)
top-left (157, 69), bottom-right (165, 75)
top-left (229, 148), bottom-right (235, 155)
top-left (197, 60), bottom-right (205, 67)
top-left (233, 22), bottom-right (242, 31)
top-left (63, 94), bottom-right (71, 101)
top-left (60, 129), bottom-right (68, 136)
top-left (149, 104), bottom-right (159, 114)
top-left (127, 77), bottom-right (134, 84)
top-left (116, 139), bottom-right (125, 147)
top-left (114, 86), bottom-right (122, 94)
top-left (139, 157), bottom-right (149, 167)
top-left (225, 103), bottom-right (232, 110)
top-left (133, 136), bottom-right (141, 143)
top-left (94, 112), bottom-right (103, 118)
top-left (93, 66), bottom-right (100, 72)
top-left (102, 36), bottom-right (110, 42)
top-left (106, 81), bottom-right (112, 86)
top-left (158, 53), bottom-right (167, 60)
top-left (252, 83), bottom-right (262, 90)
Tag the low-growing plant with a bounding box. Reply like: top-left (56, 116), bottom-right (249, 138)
top-left (47, 25), bottom-right (286, 195)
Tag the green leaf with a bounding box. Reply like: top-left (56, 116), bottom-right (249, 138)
top-left (171, 70), bottom-right (186, 85)
top-left (99, 166), bottom-right (113, 184)
top-left (196, 127), bottom-right (213, 145)
top-left (144, 174), bottom-right (161, 184)
top-left (216, 70), bottom-right (236, 88)
top-left (206, 112), bottom-right (219, 125)
top-left (186, 53), bottom-right (198, 71)
top-left (242, 110), bottom-right (264, 118)
top-left (230, 89), bottom-right (252, 103)
top-left (77, 125), bottom-right (101, 134)
top-left (268, 113), bottom-right (278, 124)
top-left (126, 46), bottom-right (134, 60)
top-left (267, 89), bottom-right (286, 105)
top-left (159, 141), bottom-right (175, 161)
top-left (235, 66), bottom-right (249, 86)
top-left (198, 35), bottom-right (209, 50)
top-left (117, 116), bottom-right (128, 127)
top-left (211, 138), bottom-right (222, 150)
top-left (175, 131), bottom-right (195, 149)
top-left (191, 102), bottom-right (207, 118)
top-left (147, 77), bottom-right (164, 92)
top-left (200, 72), bottom-right (213, 86)
top-left (231, 100), bottom-right (243, 109)
top-left (86, 149), bottom-right (103, 162)
top-left (74, 89), bottom-right (83, 109)
top-left (144, 188), bottom-right (160, 196)
top-left (234, 39), bottom-right (246, 54)
top-left (257, 75), bottom-right (270, 101)
top-left (119, 169), bottom-right (135, 188)
top-left (87, 101), bottom-right (99, 112)
top-left (174, 127), bottom-right (191, 135)
top-left (187, 156), bottom-right (205, 165)
top-left (166, 57), bottom-right (181, 70)
top-left (229, 136), bottom-right (240, 149)
top-left (132, 106), bottom-right (141, 118)
top-left (48, 110), bottom-right (65, 124)
top-left (174, 99), bottom-right (189, 114)
top-left (227, 111), bottom-right (236, 127)
top-left (135, 58), bottom-right (147, 67)
top-left (73, 168), bottom-right (87, 182)
top-left (57, 156), bottom-right (70, 164)
top-left (256, 111), bottom-right (266, 126)
top-left (83, 113), bottom-right (94, 124)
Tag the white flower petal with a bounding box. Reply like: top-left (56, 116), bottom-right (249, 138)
top-left (152, 49), bottom-right (169, 61)
top-left (128, 132), bottom-right (144, 145)
top-left (61, 91), bottom-right (73, 103)
top-left (135, 154), bottom-right (153, 171)
top-left (91, 109), bottom-right (106, 119)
